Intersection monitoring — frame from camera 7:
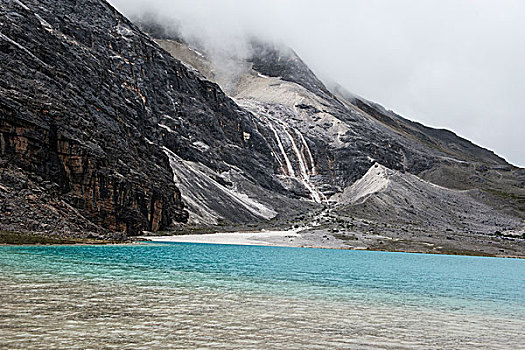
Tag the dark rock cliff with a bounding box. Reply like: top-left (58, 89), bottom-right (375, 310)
top-left (249, 41), bottom-right (337, 101)
top-left (0, 0), bottom-right (280, 235)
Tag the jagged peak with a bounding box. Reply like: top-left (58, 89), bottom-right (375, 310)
top-left (248, 40), bottom-right (335, 100)
top-left (134, 16), bottom-right (333, 100)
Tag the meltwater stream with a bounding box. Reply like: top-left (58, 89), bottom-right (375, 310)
top-left (0, 243), bottom-right (524, 349)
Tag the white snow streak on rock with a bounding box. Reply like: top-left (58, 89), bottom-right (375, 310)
top-left (268, 122), bottom-right (295, 176)
top-left (34, 13), bottom-right (53, 31)
top-left (282, 125), bottom-right (322, 203)
top-left (0, 33), bottom-right (51, 69)
top-left (192, 141), bottom-right (210, 152)
top-left (158, 123), bottom-right (175, 133)
top-left (13, 0), bottom-right (30, 10)
top-left (237, 99), bottom-right (323, 203)
top-left (188, 47), bottom-right (205, 57)
top-left (163, 147), bottom-right (276, 224)
top-left (297, 130), bottom-right (317, 175)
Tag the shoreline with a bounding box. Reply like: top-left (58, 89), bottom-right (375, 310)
top-left (139, 229), bottom-right (525, 259)
top-left (1, 229), bottom-right (522, 259)
top-left (139, 227), bottom-right (305, 248)
top-left (0, 230), bottom-right (122, 246)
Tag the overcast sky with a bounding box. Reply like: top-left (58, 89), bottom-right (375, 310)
top-left (109, 0), bottom-right (525, 167)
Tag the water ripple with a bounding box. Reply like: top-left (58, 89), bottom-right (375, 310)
top-left (0, 243), bottom-right (524, 349)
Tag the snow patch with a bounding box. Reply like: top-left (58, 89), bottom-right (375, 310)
top-left (188, 47), bottom-right (205, 57)
top-left (115, 24), bottom-right (135, 40)
top-left (162, 114), bottom-right (179, 122)
top-left (34, 13), bottom-right (53, 31)
top-left (158, 123), bottom-right (175, 133)
top-left (192, 141), bottom-right (210, 152)
top-left (13, 0), bottom-right (30, 10)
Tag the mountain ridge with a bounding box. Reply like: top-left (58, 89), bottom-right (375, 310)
top-left (1, 0), bottom-right (523, 256)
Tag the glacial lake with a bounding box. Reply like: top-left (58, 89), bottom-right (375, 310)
top-left (1, 243), bottom-right (524, 349)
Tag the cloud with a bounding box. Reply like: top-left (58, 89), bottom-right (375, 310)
top-left (109, 0), bottom-right (525, 166)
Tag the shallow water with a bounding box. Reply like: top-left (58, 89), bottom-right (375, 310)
top-left (0, 243), bottom-right (524, 349)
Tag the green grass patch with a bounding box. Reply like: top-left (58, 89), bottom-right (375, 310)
top-left (0, 231), bottom-right (112, 245)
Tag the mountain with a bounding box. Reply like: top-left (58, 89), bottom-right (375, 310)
top-left (1, 0), bottom-right (523, 255)
top-left (336, 163), bottom-right (509, 228)
top-left (0, 0), bottom-right (298, 236)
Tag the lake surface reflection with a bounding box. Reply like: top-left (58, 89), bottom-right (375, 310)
top-left (1, 243), bottom-right (523, 349)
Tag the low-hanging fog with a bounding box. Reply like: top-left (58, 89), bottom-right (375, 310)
top-left (108, 0), bottom-right (525, 167)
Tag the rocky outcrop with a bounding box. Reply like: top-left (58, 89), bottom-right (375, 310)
top-left (334, 163), bottom-right (521, 235)
top-left (0, 0), bottom-right (286, 235)
top-left (249, 42), bottom-right (337, 101)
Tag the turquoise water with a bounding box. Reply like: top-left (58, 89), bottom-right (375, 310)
top-left (1, 243), bottom-right (524, 349)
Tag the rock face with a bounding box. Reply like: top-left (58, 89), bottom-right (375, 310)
top-left (334, 163), bottom-right (521, 235)
top-left (151, 28), bottom-right (524, 238)
top-left (1, 164), bottom-right (99, 235)
top-left (1, 0), bottom-right (523, 243)
top-left (0, 0), bottom-right (287, 235)
top-left (1, 0), bottom-right (190, 235)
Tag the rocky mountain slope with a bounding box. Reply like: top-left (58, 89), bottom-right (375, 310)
top-left (153, 35), bottom-right (524, 196)
top-left (146, 24), bottom-right (524, 255)
top-left (0, 0), bottom-right (304, 236)
top-left (334, 163), bottom-right (520, 234)
top-left (1, 0), bottom-right (523, 255)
